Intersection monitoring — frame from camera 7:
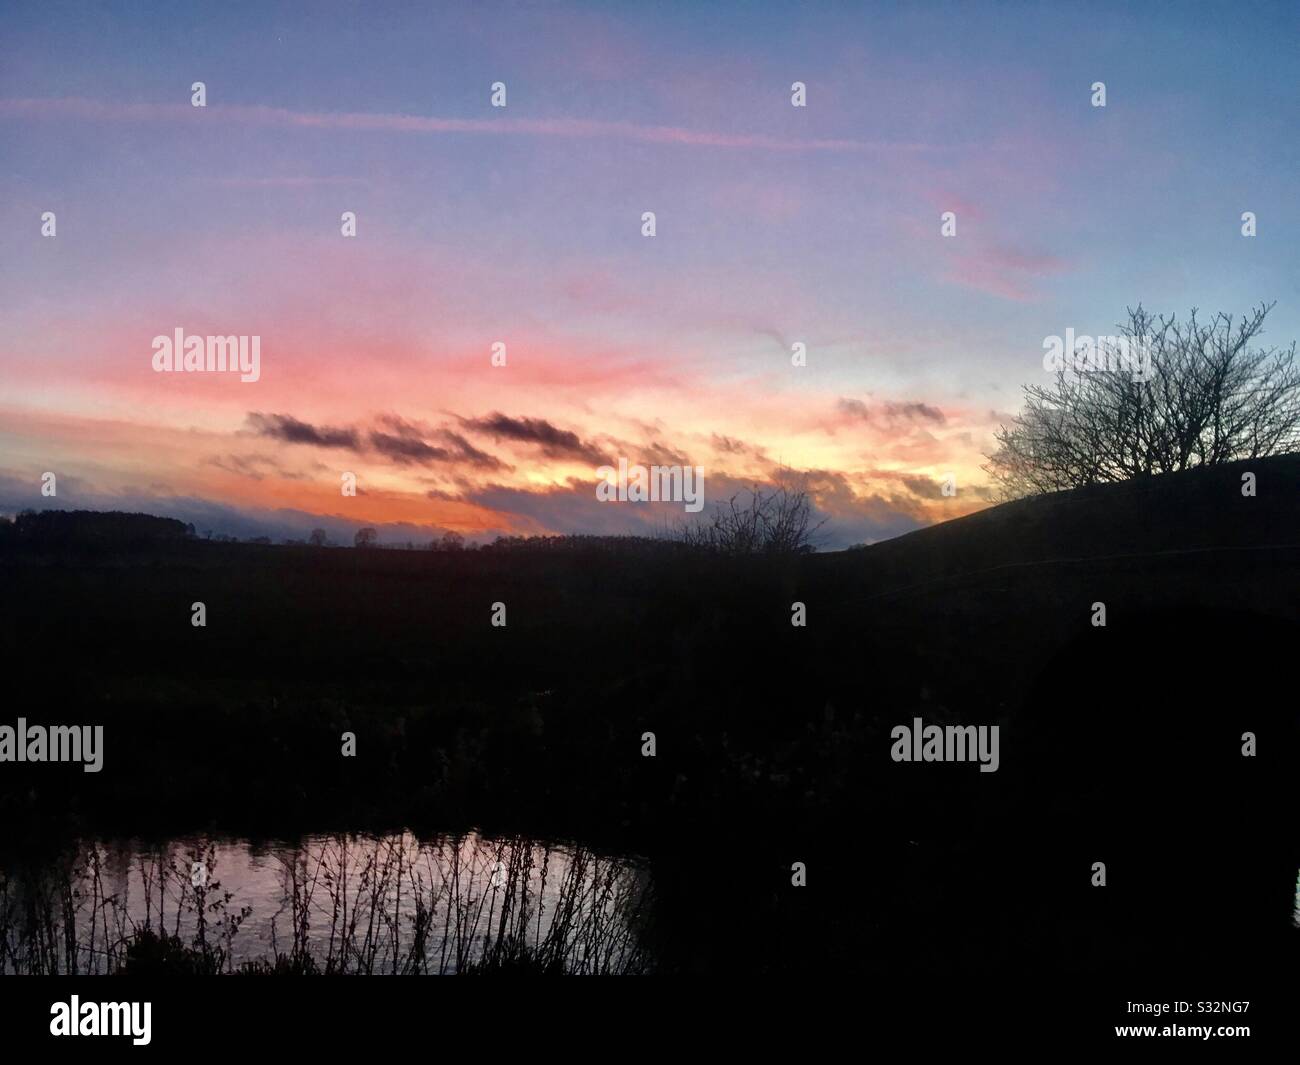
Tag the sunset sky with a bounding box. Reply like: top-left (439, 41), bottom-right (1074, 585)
top-left (2, 2), bottom-right (1297, 547)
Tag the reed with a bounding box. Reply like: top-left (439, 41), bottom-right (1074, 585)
top-left (0, 833), bottom-right (653, 975)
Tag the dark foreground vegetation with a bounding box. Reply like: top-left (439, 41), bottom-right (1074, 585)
top-left (1, 833), bottom-right (652, 975)
top-left (1, 456), bottom-right (1297, 975)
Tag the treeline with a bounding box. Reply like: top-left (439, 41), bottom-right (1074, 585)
top-left (0, 512), bottom-right (676, 557)
top-left (478, 533), bottom-right (675, 554)
top-left (344, 529), bottom-right (671, 553)
top-left (0, 510), bottom-right (192, 547)
top-left (4, 485), bottom-right (825, 557)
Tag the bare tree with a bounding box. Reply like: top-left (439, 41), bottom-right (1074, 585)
top-left (354, 527), bottom-right (378, 549)
top-left (985, 303), bottom-right (1300, 497)
top-left (309, 529), bottom-right (329, 547)
top-left (670, 478), bottom-right (826, 556)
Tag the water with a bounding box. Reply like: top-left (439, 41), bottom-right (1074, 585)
top-left (0, 831), bottom-right (655, 974)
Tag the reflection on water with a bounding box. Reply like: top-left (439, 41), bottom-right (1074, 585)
top-left (0, 831), bottom-right (654, 974)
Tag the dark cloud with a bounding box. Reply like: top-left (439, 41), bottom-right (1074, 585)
top-left (208, 454), bottom-right (268, 481)
top-left (247, 411), bottom-right (509, 471)
top-left (711, 433), bottom-right (750, 455)
top-left (836, 398), bottom-right (947, 426)
top-left (207, 453), bottom-right (307, 482)
top-left (247, 412), bottom-right (359, 449)
top-left (603, 436), bottom-right (694, 468)
top-left (365, 430), bottom-right (509, 472)
top-left (368, 431), bottom-right (454, 465)
top-left (373, 413), bottom-right (427, 439)
top-left (461, 412), bottom-right (607, 464)
top-left (887, 401), bottom-right (946, 424)
top-left (643, 440), bottom-right (694, 467)
top-left (435, 430), bottom-right (512, 472)
top-left (900, 474), bottom-right (945, 500)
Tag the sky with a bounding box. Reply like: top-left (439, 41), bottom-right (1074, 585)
top-left (2, 1), bottom-right (1297, 548)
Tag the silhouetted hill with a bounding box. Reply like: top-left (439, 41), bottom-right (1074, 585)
top-left (825, 452), bottom-right (1299, 592)
top-left (805, 453), bottom-right (1299, 768)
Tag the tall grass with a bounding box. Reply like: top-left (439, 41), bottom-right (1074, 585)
top-left (0, 833), bottom-right (653, 975)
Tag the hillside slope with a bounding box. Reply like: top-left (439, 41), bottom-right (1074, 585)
top-left (824, 453), bottom-right (1300, 594)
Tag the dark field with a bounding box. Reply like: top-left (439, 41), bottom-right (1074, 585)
top-left (2, 456), bottom-right (1297, 976)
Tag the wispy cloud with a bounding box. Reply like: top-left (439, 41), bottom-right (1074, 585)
top-left (836, 398), bottom-right (948, 427)
top-left (199, 175), bottom-right (370, 188)
top-left (0, 97), bottom-right (944, 154)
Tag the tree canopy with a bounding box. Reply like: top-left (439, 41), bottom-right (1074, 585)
top-left (986, 303), bottom-right (1300, 497)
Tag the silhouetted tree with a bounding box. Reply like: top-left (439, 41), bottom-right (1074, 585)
top-left (309, 528), bottom-right (329, 547)
top-left (670, 479), bottom-right (826, 556)
top-left (986, 303), bottom-right (1300, 497)
top-left (354, 527), bottom-right (378, 548)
